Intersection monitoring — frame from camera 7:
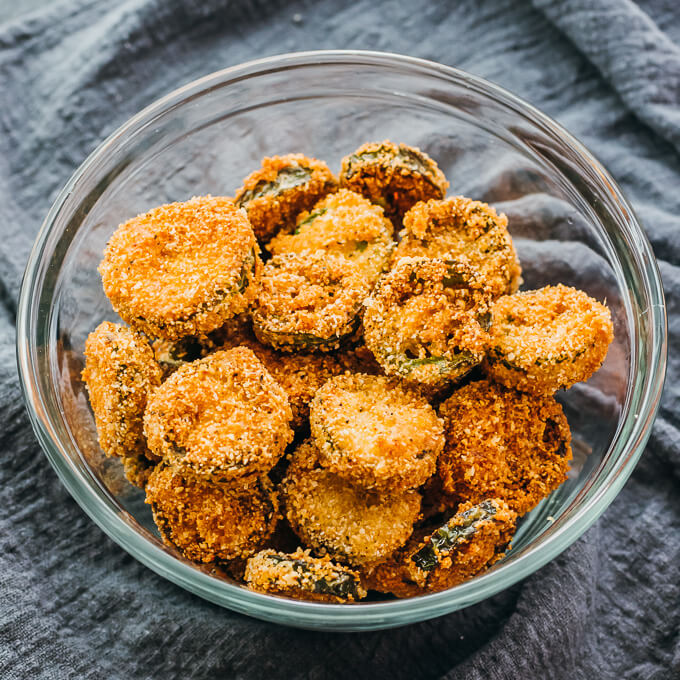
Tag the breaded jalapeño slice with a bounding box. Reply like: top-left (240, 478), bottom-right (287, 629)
top-left (282, 439), bottom-right (422, 566)
top-left (235, 154), bottom-right (337, 243)
top-left (437, 379), bottom-right (572, 516)
top-left (143, 347), bottom-right (293, 483)
top-left (483, 284), bottom-right (614, 395)
top-left (394, 196), bottom-right (522, 298)
top-left (363, 256), bottom-right (492, 390)
top-left (340, 140), bottom-right (448, 222)
top-left (252, 251), bottom-right (371, 352)
top-left (364, 499), bottom-right (517, 597)
top-left (146, 465), bottom-right (278, 563)
top-left (82, 321), bottom-right (162, 461)
top-left (245, 549), bottom-right (367, 603)
top-left (268, 189), bottom-right (394, 285)
top-left (99, 196), bottom-right (261, 342)
top-left (309, 374), bottom-right (445, 492)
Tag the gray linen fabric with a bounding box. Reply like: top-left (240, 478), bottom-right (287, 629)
top-left (1, 0), bottom-right (679, 677)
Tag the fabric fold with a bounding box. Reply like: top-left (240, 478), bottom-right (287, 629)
top-left (534, 0), bottom-right (680, 153)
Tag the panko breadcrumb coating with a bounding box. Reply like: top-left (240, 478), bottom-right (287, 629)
top-left (146, 465), bottom-right (278, 563)
top-left (144, 347), bottom-right (293, 482)
top-left (340, 141), bottom-right (448, 223)
top-left (245, 549), bottom-right (367, 602)
top-left (363, 257), bottom-right (492, 390)
top-left (268, 189), bottom-right (394, 285)
top-left (310, 374), bottom-right (445, 492)
top-left (282, 439), bottom-right (421, 566)
top-left (252, 251), bottom-right (371, 352)
top-left (483, 284), bottom-right (614, 395)
top-left (235, 154), bottom-right (337, 243)
top-left (82, 321), bottom-right (162, 461)
top-left (393, 197), bottom-right (521, 298)
top-left (99, 196), bottom-right (261, 341)
top-left (364, 499), bottom-right (517, 597)
top-left (437, 380), bottom-right (572, 515)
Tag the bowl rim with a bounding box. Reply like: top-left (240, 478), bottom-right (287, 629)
top-left (16, 49), bottom-right (667, 630)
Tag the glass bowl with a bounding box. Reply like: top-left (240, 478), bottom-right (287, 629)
top-left (16, 50), bottom-right (666, 631)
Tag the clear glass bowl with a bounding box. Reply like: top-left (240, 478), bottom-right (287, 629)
top-left (16, 51), bottom-right (666, 631)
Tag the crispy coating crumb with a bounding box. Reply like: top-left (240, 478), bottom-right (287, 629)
top-left (235, 154), bottom-right (337, 243)
top-left (437, 380), bottom-right (572, 515)
top-left (82, 322), bottom-right (162, 461)
top-left (245, 549), bottom-right (367, 602)
top-left (363, 257), bottom-right (492, 390)
top-left (146, 465), bottom-right (278, 562)
top-left (268, 189), bottom-right (395, 285)
top-left (99, 196), bottom-right (261, 341)
top-left (282, 440), bottom-right (421, 566)
top-left (340, 140), bottom-right (448, 223)
top-left (394, 197), bottom-right (522, 297)
top-left (144, 347), bottom-right (293, 482)
top-left (253, 251), bottom-right (371, 352)
top-left (310, 374), bottom-right (445, 492)
top-left (483, 284), bottom-right (614, 395)
top-left (364, 499), bottom-right (517, 597)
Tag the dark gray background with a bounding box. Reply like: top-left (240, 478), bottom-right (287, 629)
top-left (1, 1), bottom-right (679, 678)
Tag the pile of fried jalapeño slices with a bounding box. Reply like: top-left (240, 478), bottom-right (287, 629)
top-left (83, 141), bottom-right (614, 602)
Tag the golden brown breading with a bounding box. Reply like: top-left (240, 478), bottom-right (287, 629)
top-left (310, 374), bottom-right (445, 492)
top-left (268, 189), bottom-right (394, 285)
top-left (363, 257), bottom-right (492, 390)
top-left (252, 251), bottom-right (371, 352)
top-left (339, 140), bottom-right (448, 223)
top-left (393, 197), bottom-right (521, 297)
top-left (282, 439), bottom-right (421, 566)
top-left (437, 380), bottom-right (572, 515)
top-left (99, 196), bottom-right (261, 341)
top-left (82, 321), bottom-right (162, 461)
top-left (144, 347), bottom-right (293, 482)
top-left (245, 549), bottom-right (367, 602)
top-left (364, 499), bottom-right (517, 597)
top-left (483, 284), bottom-right (614, 395)
top-left (145, 465), bottom-right (278, 563)
top-left (235, 154), bottom-right (337, 243)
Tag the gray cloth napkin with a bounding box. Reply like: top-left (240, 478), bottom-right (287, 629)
top-left (1, 0), bottom-right (678, 678)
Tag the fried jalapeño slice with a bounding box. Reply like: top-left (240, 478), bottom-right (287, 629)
top-left (339, 140), bottom-right (448, 223)
top-left (394, 196), bottom-right (521, 298)
top-left (483, 284), bottom-right (614, 395)
top-left (99, 196), bottom-right (261, 341)
top-left (363, 257), bottom-right (492, 390)
top-left (235, 154), bottom-right (337, 243)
